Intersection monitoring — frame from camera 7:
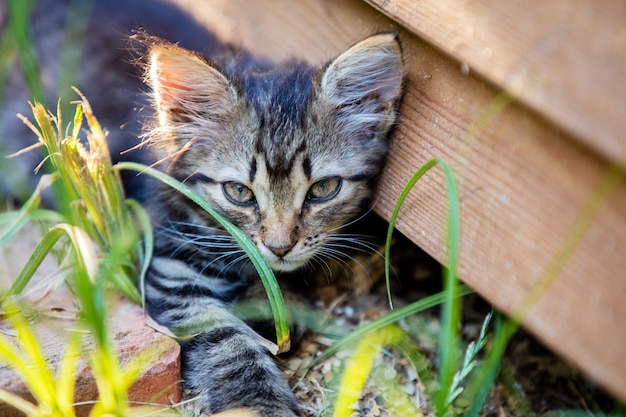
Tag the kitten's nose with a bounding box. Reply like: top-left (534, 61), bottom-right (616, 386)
top-left (266, 244), bottom-right (294, 258)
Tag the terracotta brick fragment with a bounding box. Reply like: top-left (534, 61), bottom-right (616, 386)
top-left (0, 293), bottom-right (181, 417)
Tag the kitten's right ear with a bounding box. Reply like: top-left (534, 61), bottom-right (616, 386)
top-left (147, 42), bottom-right (238, 131)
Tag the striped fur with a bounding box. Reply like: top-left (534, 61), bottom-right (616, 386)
top-left (1, 0), bottom-right (403, 414)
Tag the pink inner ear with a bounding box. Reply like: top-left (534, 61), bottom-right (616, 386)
top-left (155, 76), bottom-right (183, 112)
top-left (158, 80), bottom-right (191, 115)
top-left (160, 76), bottom-right (192, 93)
top-left (151, 60), bottom-right (195, 121)
top-left (154, 56), bottom-right (193, 94)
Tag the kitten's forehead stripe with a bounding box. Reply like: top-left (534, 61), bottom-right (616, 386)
top-left (249, 157), bottom-right (257, 183)
top-left (264, 154), bottom-right (294, 180)
top-left (263, 140), bottom-right (309, 180)
top-left (302, 157), bottom-right (312, 180)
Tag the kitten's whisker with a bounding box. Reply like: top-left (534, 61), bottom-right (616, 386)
top-left (165, 220), bottom-right (233, 236)
top-left (160, 224), bottom-right (243, 257)
top-left (160, 221), bottom-right (236, 241)
top-left (162, 227), bottom-right (237, 244)
top-left (187, 241), bottom-right (241, 251)
top-left (309, 254), bottom-right (334, 282)
top-left (324, 236), bottom-right (379, 254)
top-left (218, 253), bottom-right (250, 277)
top-left (168, 240), bottom-right (241, 258)
top-left (197, 250), bottom-right (246, 276)
top-left (316, 247), bottom-right (355, 273)
top-left (327, 206), bottom-right (376, 233)
top-left (325, 234), bottom-right (390, 266)
top-left (236, 258), bottom-right (253, 277)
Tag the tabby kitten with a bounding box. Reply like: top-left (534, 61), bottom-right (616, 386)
top-left (1, 0), bottom-right (404, 414)
top-left (140, 34), bottom-right (403, 416)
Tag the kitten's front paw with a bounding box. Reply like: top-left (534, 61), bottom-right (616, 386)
top-left (182, 327), bottom-right (300, 417)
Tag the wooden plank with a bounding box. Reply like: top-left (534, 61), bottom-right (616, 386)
top-left (170, 0), bottom-right (626, 402)
top-left (364, 0), bottom-right (626, 169)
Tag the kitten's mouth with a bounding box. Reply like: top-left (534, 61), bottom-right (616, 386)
top-left (268, 257), bottom-right (307, 273)
top-left (258, 242), bottom-right (314, 272)
top-left (262, 249), bottom-right (310, 272)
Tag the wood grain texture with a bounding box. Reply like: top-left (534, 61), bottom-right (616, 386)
top-left (171, 0), bottom-right (626, 402)
top-left (365, 0), bottom-right (626, 168)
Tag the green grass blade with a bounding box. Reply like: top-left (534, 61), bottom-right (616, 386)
top-left (25, 100), bottom-right (75, 214)
top-left (70, 249), bottom-right (127, 415)
top-left (332, 325), bottom-right (407, 417)
top-left (0, 174), bottom-right (57, 246)
top-left (312, 285), bottom-right (472, 367)
top-left (126, 199), bottom-right (154, 308)
top-left (116, 161), bottom-right (291, 352)
top-left (2, 305), bottom-right (58, 410)
top-left (435, 160), bottom-right (462, 415)
top-left (0, 332), bottom-right (31, 382)
top-left (382, 158), bottom-right (462, 415)
top-left (0, 209), bottom-right (64, 227)
top-left (384, 159), bottom-right (438, 309)
top-left (464, 314), bottom-right (515, 417)
top-left (97, 240), bottom-right (142, 304)
top-left (2, 227), bottom-right (66, 299)
top-left (54, 223), bottom-right (99, 282)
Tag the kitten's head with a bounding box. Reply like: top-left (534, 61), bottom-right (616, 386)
top-left (143, 34), bottom-right (403, 272)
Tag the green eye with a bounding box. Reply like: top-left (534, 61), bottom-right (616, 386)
top-left (307, 177), bottom-right (342, 202)
top-left (222, 182), bottom-right (256, 205)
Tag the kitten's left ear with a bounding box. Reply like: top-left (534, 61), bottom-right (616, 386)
top-left (146, 41), bottom-right (238, 143)
top-left (320, 33), bottom-right (404, 140)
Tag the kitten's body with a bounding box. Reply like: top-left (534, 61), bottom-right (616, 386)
top-left (1, 1), bottom-right (404, 415)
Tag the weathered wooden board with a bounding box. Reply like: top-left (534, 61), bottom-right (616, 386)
top-left (365, 0), bottom-right (626, 169)
top-left (172, 0), bottom-right (626, 403)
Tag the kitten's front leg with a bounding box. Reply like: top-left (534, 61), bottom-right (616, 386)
top-left (183, 326), bottom-right (299, 417)
top-left (145, 259), bottom-right (299, 416)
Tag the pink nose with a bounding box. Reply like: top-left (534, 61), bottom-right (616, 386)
top-left (266, 244), bottom-right (294, 258)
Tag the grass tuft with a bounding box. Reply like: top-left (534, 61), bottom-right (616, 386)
top-left (323, 157), bottom-right (477, 416)
top-left (0, 94), bottom-right (166, 416)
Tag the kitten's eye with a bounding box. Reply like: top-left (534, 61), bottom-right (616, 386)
top-left (222, 182), bottom-right (256, 205)
top-left (306, 178), bottom-right (342, 202)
